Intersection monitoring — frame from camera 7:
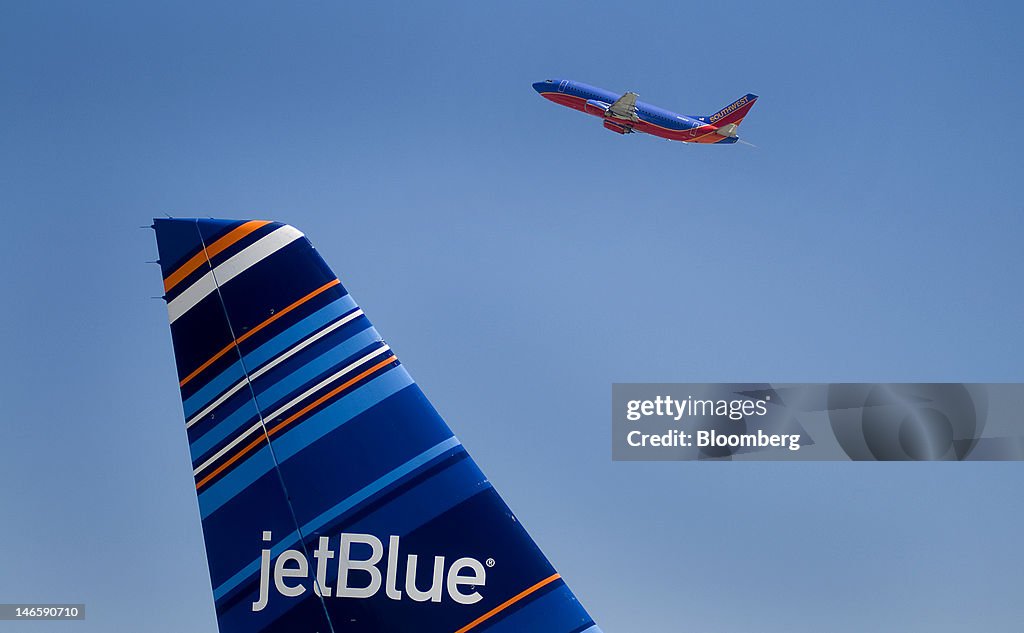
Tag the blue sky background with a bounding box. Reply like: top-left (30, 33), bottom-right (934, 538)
top-left (2, 2), bottom-right (1022, 631)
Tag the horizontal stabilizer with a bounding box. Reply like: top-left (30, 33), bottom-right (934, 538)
top-left (715, 123), bottom-right (739, 138)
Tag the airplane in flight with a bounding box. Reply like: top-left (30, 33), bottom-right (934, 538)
top-left (533, 78), bottom-right (758, 144)
top-left (152, 218), bottom-right (602, 633)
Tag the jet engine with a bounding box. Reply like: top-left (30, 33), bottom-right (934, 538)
top-left (603, 120), bottom-right (631, 134)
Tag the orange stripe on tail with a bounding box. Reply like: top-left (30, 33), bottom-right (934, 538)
top-left (163, 220), bottom-right (271, 293)
top-left (195, 354), bottom-right (397, 490)
top-left (178, 278), bottom-right (341, 388)
top-left (453, 574), bottom-right (562, 633)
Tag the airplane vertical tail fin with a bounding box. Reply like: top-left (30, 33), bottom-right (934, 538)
top-left (701, 93), bottom-right (759, 129)
top-left (153, 218), bottom-right (601, 633)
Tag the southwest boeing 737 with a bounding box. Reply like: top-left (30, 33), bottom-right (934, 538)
top-left (533, 78), bottom-right (758, 144)
top-left (152, 218), bottom-right (602, 633)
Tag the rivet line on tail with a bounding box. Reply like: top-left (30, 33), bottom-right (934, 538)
top-left (164, 220), bottom-right (271, 292)
top-left (179, 279), bottom-right (341, 388)
top-left (195, 354), bottom-right (398, 490)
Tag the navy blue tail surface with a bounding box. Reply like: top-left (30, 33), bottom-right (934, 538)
top-left (153, 219), bottom-right (602, 633)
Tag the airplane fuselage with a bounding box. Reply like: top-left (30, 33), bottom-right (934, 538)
top-left (532, 79), bottom-right (753, 144)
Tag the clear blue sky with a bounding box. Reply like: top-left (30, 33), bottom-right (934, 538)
top-left (1, 2), bottom-right (1022, 632)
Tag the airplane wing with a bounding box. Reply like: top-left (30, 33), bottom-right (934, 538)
top-left (606, 91), bottom-right (639, 121)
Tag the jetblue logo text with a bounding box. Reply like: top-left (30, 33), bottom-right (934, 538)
top-left (253, 531), bottom-right (488, 612)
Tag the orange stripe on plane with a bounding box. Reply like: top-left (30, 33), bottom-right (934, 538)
top-left (163, 220), bottom-right (271, 293)
top-left (194, 354), bottom-right (398, 490)
top-left (453, 573), bottom-right (562, 633)
top-left (178, 278), bottom-right (342, 388)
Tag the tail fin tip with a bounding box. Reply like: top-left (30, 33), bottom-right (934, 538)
top-left (707, 93), bottom-right (758, 127)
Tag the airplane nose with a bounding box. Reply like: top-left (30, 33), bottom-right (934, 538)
top-left (532, 81), bottom-right (550, 94)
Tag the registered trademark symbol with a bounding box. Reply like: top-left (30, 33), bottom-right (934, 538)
top-left (486, 558), bottom-right (495, 568)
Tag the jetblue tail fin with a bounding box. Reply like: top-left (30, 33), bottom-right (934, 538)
top-left (702, 93), bottom-right (759, 129)
top-left (153, 218), bottom-right (601, 633)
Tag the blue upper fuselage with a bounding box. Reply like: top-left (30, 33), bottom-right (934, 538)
top-left (531, 78), bottom-right (705, 131)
